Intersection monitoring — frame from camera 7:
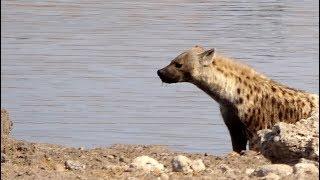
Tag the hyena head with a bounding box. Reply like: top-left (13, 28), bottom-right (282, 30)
top-left (157, 45), bottom-right (216, 84)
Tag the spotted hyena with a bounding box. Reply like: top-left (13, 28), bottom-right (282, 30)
top-left (157, 45), bottom-right (319, 153)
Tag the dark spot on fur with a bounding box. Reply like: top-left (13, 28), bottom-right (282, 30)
top-left (277, 102), bottom-right (282, 109)
top-left (271, 97), bottom-right (276, 106)
top-left (284, 99), bottom-right (289, 106)
top-left (270, 113), bottom-right (274, 120)
top-left (301, 102), bottom-right (305, 107)
top-left (237, 88), bottom-right (241, 94)
top-left (254, 97), bottom-right (258, 103)
top-left (284, 111), bottom-right (288, 120)
top-left (250, 90), bottom-right (253, 94)
top-left (265, 94), bottom-right (269, 99)
top-left (279, 111), bottom-right (282, 120)
top-left (238, 98), bottom-right (243, 104)
top-left (271, 86), bottom-right (277, 92)
top-left (253, 86), bottom-right (261, 93)
top-left (246, 76), bottom-right (250, 80)
top-left (216, 67), bottom-right (223, 72)
top-left (243, 81), bottom-right (248, 86)
top-left (257, 109), bottom-right (261, 114)
top-left (246, 94), bottom-right (250, 100)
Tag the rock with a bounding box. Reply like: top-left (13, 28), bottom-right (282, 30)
top-left (294, 163), bottom-right (319, 175)
top-left (160, 173), bottom-right (169, 180)
top-left (172, 155), bottom-right (206, 173)
top-left (298, 158), bottom-right (319, 167)
top-left (294, 173), bottom-right (319, 180)
top-left (130, 156), bottom-right (165, 172)
top-left (217, 164), bottom-right (233, 174)
top-left (252, 164), bottom-right (293, 177)
top-left (1, 109), bottom-right (13, 137)
top-left (245, 168), bottom-right (255, 175)
top-left (171, 155), bottom-right (192, 173)
top-left (127, 177), bottom-right (138, 180)
top-left (119, 156), bottom-right (129, 163)
top-left (54, 164), bottom-right (65, 172)
top-left (228, 151), bottom-right (240, 157)
top-left (1, 153), bottom-right (8, 163)
top-left (65, 160), bottom-right (86, 170)
top-left (259, 173), bottom-right (280, 180)
top-left (106, 155), bottom-right (115, 159)
top-left (257, 113), bottom-right (319, 162)
top-left (190, 159), bottom-right (206, 172)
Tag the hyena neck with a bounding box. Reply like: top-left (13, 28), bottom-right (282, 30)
top-left (191, 70), bottom-right (240, 106)
top-left (191, 56), bottom-right (261, 107)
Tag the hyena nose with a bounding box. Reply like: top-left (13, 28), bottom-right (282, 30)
top-left (157, 69), bottom-right (162, 77)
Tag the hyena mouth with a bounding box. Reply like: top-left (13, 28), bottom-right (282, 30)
top-left (157, 69), bottom-right (179, 84)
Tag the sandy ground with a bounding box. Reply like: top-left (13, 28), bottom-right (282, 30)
top-left (1, 136), bottom-right (273, 180)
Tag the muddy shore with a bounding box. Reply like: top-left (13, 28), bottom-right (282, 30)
top-left (1, 109), bottom-right (318, 179)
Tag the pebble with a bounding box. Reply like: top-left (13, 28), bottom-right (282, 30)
top-left (55, 164), bottom-right (65, 172)
top-left (65, 160), bottom-right (86, 170)
top-left (172, 155), bottom-right (206, 173)
top-left (106, 155), bottom-right (115, 159)
top-left (119, 156), bottom-right (129, 163)
top-left (130, 156), bottom-right (165, 172)
top-left (172, 155), bottom-right (192, 173)
top-left (190, 159), bottom-right (206, 172)
top-left (245, 168), bottom-right (255, 175)
top-left (160, 173), bottom-right (169, 180)
top-left (252, 164), bottom-right (293, 177)
top-left (260, 173), bottom-right (280, 180)
top-left (217, 164), bottom-right (233, 174)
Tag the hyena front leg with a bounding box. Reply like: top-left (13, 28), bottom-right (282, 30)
top-left (220, 106), bottom-right (248, 153)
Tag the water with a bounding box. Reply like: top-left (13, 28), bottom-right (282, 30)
top-left (1, 0), bottom-right (318, 155)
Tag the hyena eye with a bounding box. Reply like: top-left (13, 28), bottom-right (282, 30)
top-left (175, 62), bottom-right (182, 68)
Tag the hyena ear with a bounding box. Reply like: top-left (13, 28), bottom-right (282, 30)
top-left (199, 48), bottom-right (215, 66)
